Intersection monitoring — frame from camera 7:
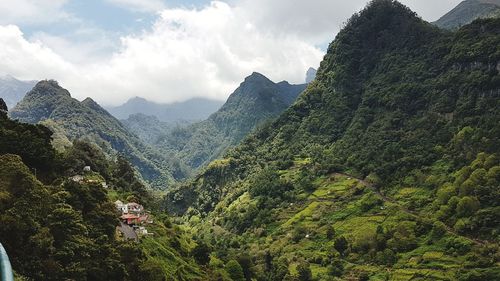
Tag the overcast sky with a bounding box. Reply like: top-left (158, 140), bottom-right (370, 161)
top-left (0, 0), bottom-right (462, 105)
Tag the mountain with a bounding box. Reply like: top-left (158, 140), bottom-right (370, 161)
top-left (0, 75), bottom-right (37, 109)
top-left (106, 97), bottom-right (224, 122)
top-left (306, 67), bottom-right (317, 83)
top-left (165, 1), bottom-right (500, 280)
top-left (154, 72), bottom-right (307, 170)
top-left (9, 80), bottom-right (189, 187)
top-left (0, 103), bottom-right (204, 280)
top-left (121, 113), bottom-right (174, 144)
top-left (434, 0), bottom-right (500, 29)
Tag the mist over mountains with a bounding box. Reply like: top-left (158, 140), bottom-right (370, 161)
top-left (0, 75), bottom-right (37, 109)
top-left (106, 97), bottom-right (224, 123)
top-left (434, 0), bottom-right (500, 29)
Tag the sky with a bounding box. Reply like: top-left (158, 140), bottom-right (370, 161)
top-left (0, 0), bottom-right (463, 106)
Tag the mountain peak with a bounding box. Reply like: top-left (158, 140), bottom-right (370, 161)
top-left (81, 97), bottom-right (99, 107)
top-left (434, 0), bottom-right (500, 29)
top-left (306, 67), bottom-right (317, 83)
top-left (29, 80), bottom-right (71, 98)
top-left (244, 72), bottom-right (272, 83)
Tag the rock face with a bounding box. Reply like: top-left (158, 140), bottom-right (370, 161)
top-left (434, 0), bottom-right (500, 29)
top-left (306, 67), bottom-right (317, 83)
top-left (0, 75), bottom-right (37, 109)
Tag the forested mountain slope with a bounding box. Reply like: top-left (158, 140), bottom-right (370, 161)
top-left (165, 1), bottom-right (500, 280)
top-left (155, 72), bottom-right (307, 170)
top-left (434, 0), bottom-right (500, 29)
top-left (9, 80), bottom-right (189, 187)
top-left (0, 101), bottom-right (205, 280)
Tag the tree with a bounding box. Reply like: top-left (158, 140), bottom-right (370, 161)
top-left (296, 261), bottom-right (312, 281)
top-left (236, 254), bottom-right (253, 281)
top-left (191, 242), bottom-right (211, 265)
top-left (0, 98), bottom-right (7, 112)
top-left (326, 225), bottom-right (336, 240)
top-left (456, 196), bottom-right (480, 217)
top-left (334, 236), bottom-right (349, 256)
top-left (226, 260), bottom-right (245, 281)
top-left (328, 259), bottom-right (344, 277)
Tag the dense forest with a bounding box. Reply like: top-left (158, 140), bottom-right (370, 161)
top-left (0, 101), bottom-right (206, 280)
top-left (164, 1), bottom-right (500, 280)
top-left (8, 80), bottom-right (190, 187)
top-left (126, 72), bottom-right (307, 172)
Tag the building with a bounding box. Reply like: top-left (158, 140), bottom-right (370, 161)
top-left (121, 214), bottom-right (141, 225)
top-left (115, 200), bottom-right (128, 214)
top-left (70, 175), bottom-right (84, 182)
top-left (127, 202), bottom-right (144, 214)
top-left (83, 166), bottom-right (91, 172)
top-left (120, 213), bottom-right (149, 225)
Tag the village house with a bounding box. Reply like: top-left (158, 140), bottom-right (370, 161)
top-left (70, 175), bottom-right (84, 182)
top-left (115, 201), bottom-right (149, 226)
top-left (115, 200), bottom-right (128, 214)
top-left (127, 202), bottom-right (144, 214)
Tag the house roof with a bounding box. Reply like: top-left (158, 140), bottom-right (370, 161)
top-left (121, 214), bottom-right (140, 219)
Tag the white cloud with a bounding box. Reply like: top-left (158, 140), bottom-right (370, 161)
top-left (106, 0), bottom-right (166, 13)
top-left (0, 25), bottom-right (75, 80)
top-left (0, 0), bottom-right (71, 25)
top-left (0, 0), bottom-right (464, 106)
top-left (235, 0), bottom-right (463, 46)
top-left (30, 28), bottom-right (118, 64)
top-left (0, 1), bottom-right (323, 106)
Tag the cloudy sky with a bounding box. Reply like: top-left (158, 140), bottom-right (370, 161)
top-left (0, 0), bottom-right (462, 105)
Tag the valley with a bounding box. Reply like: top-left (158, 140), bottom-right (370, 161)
top-left (0, 0), bottom-right (499, 280)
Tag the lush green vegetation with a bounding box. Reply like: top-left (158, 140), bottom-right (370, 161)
top-left (140, 72), bottom-right (306, 171)
top-left (9, 80), bottom-right (190, 188)
top-left (165, 1), bottom-right (500, 280)
top-left (0, 105), bottom-right (207, 280)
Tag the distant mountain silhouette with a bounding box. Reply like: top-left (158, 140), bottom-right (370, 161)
top-left (0, 75), bottom-right (37, 109)
top-left (434, 0), bottom-right (500, 29)
top-left (106, 97), bottom-right (224, 122)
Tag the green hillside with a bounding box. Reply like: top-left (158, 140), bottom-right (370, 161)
top-left (0, 103), bottom-right (206, 280)
top-left (155, 72), bottom-right (307, 170)
top-left (165, 1), bottom-right (500, 280)
top-left (9, 80), bottom-right (189, 187)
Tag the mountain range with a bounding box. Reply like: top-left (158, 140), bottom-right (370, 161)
top-left (8, 72), bottom-right (307, 187)
top-left (0, 75), bottom-right (37, 109)
top-left (150, 72), bottom-right (307, 170)
top-left (165, 1), bottom-right (500, 279)
top-left (8, 80), bottom-right (188, 186)
top-left (1, 0), bottom-right (500, 280)
top-left (106, 97), bottom-right (224, 122)
top-left (434, 0), bottom-right (500, 29)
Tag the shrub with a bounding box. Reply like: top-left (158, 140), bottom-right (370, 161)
top-left (226, 260), bottom-right (245, 281)
top-left (334, 236), bottom-right (349, 257)
top-left (296, 261), bottom-right (312, 281)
